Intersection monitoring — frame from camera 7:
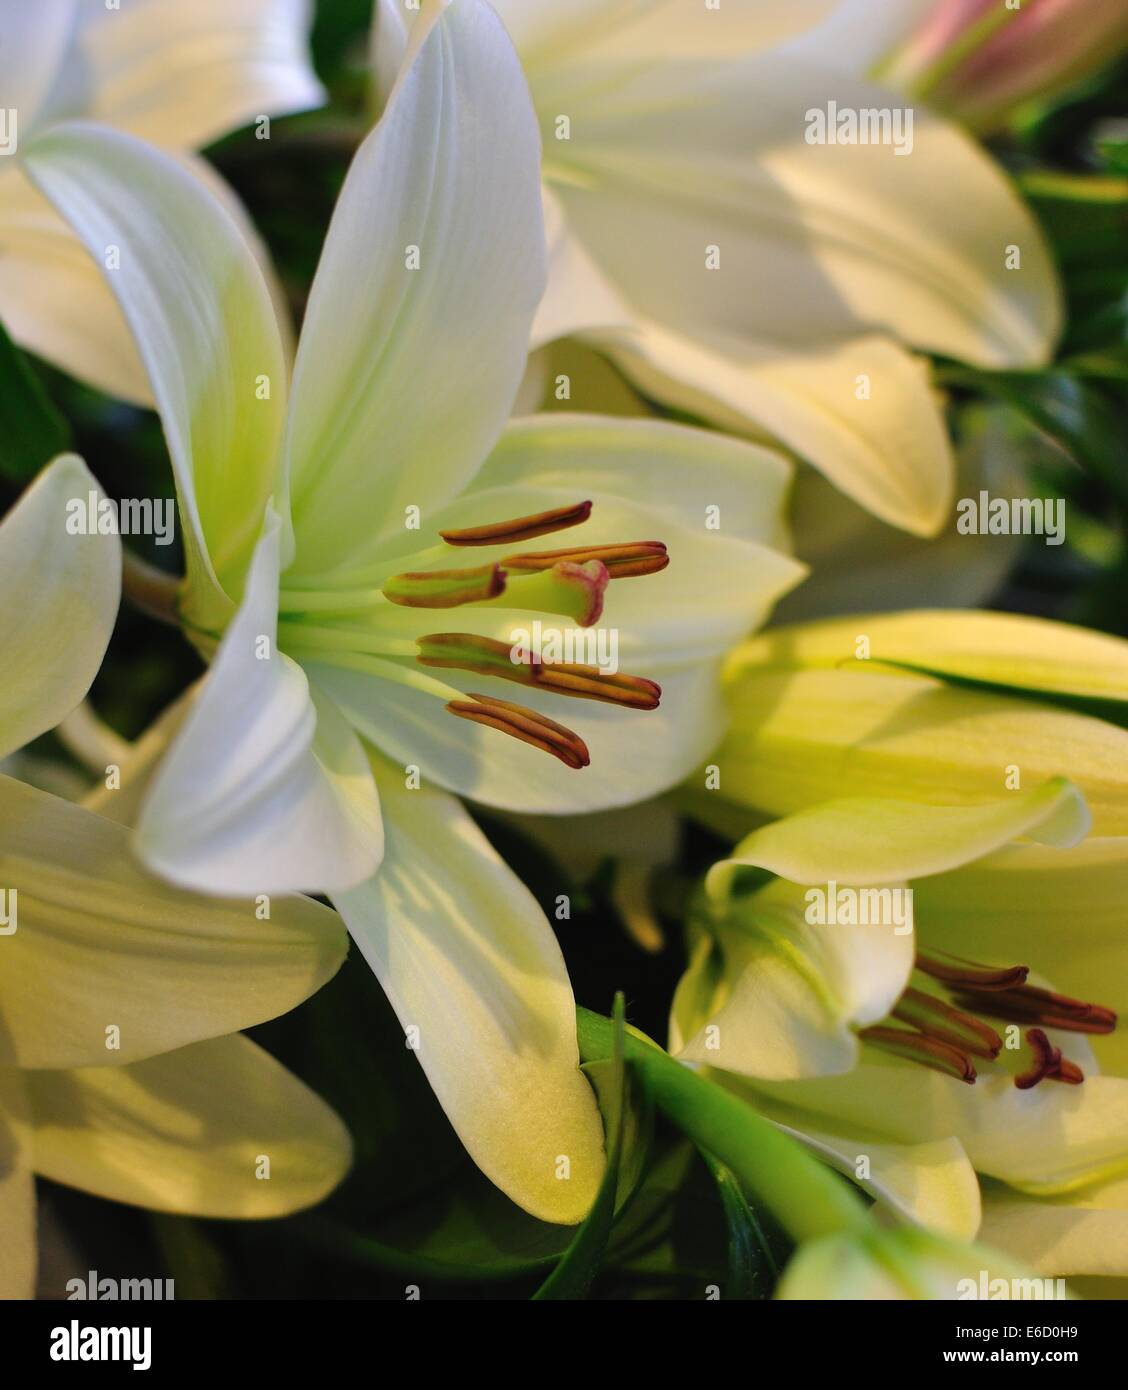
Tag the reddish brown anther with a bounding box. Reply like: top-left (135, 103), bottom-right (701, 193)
top-left (916, 952), bottom-right (1030, 992)
top-left (892, 988), bottom-right (1002, 1060)
top-left (446, 694), bottom-right (590, 769)
top-left (954, 984), bottom-right (1117, 1035)
top-left (859, 1026), bottom-right (977, 1084)
top-left (502, 540), bottom-right (670, 579)
top-left (417, 633), bottom-right (661, 709)
top-left (440, 500), bottom-right (593, 547)
top-left (383, 562), bottom-right (505, 608)
top-left (1014, 1028), bottom-right (1062, 1090)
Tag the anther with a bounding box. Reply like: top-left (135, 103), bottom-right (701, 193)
top-left (859, 1026), bottom-right (977, 1084)
top-left (440, 501), bottom-right (592, 546)
top-left (892, 988), bottom-right (1002, 1060)
top-left (502, 540), bottom-right (669, 579)
top-left (417, 634), bottom-right (661, 709)
top-left (953, 985), bottom-right (1117, 1035)
top-left (446, 693), bottom-right (590, 769)
top-left (916, 952), bottom-right (1029, 992)
top-left (383, 562), bottom-right (505, 608)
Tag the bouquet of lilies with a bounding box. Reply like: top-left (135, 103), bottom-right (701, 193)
top-left (1, 0), bottom-right (1127, 1304)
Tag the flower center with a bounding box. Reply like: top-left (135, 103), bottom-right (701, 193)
top-left (277, 500), bottom-right (667, 769)
top-left (859, 951), bottom-right (1116, 1089)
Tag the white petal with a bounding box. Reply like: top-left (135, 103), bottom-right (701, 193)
top-left (0, 773), bottom-right (347, 1070)
top-left (24, 121), bottom-right (289, 632)
top-left (26, 1035), bottom-right (352, 1218)
top-left (78, 0), bottom-right (325, 149)
top-left (136, 513), bottom-right (383, 896)
top-left (285, 0), bottom-right (545, 577)
top-left (0, 454), bottom-right (119, 761)
top-left (332, 758), bottom-right (605, 1225)
top-left (0, 0), bottom-right (76, 133)
top-left (980, 1178), bottom-right (1128, 1278)
top-left (547, 52), bottom-right (1060, 368)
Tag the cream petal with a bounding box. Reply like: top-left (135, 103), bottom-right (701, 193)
top-left (26, 1035), bottom-right (351, 1218)
top-left (0, 454), bottom-right (120, 761)
top-left (0, 1069), bottom-right (36, 1298)
top-left (0, 773), bottom-right (346, 1070)
top-left (77, 0), bottom-right (325, 149)
top-left (332, 758), bottom-right (606, 1224)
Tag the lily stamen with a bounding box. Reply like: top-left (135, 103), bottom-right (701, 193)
top-left (859, 1026), bottom-right (977, 1084)
top-left (915, 952), bottom-right (1029, 992)
top-left (440, 500), bottom-right (593, 546)
top-left (417, 633), bottom-right (661, 709)
top-left (1014, 1028), bottom-right (1083, 1090)
top-left (892, 987), bottom-right (1002, 1060)
top-left (446, 693), bottom-right (590, 769)
top-left (383, 562), bottom-right (506, 608)
top-left (501, 540), bottom-right (670, 578)
top-left (951, 984), bottom-right (1117, 1035)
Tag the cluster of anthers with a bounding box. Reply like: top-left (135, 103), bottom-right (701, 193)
top-left (861, 952), bottom-right (1117, 1089)
top-left (282, 500), bottom-right (667, 770)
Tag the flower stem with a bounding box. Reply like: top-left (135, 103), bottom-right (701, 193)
top-left (576, 1007), bottom-right (867, 1244)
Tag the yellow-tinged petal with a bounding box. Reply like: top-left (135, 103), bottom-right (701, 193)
top-left (26, 1035), bottom-right (351, 1218)
top-left (980, 1176), bottom-right (1128, 1278)
top-left (707, 777), bottom-right (1090, 890)
top-left (0, 774), bottom-right (346, 1070)
top-left (714, 666), bottom-right (1128, 836)
top-left (0, 454), bottom-right (120, 761)
top-left (776, 1123), bottom-right (982, 1241)
top-left (738, 610), bottom-right (1128, 710)
top-left (332, 756), bottom-right (606, 1225)
top-left (0, 1069), bottom-right (36, 1298)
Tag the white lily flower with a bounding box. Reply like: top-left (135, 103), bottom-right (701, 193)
top-left (0, 0), bottom-right (323, 402)
top-left (26, 0), bottom-right (803, 1224)
top-left (370, 0), bottom-right (1061, 537)
top-left (0, 456), bottom-right (352, 1298)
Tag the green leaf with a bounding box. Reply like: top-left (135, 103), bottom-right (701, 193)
top-left (0, 316), bottom-right (70, 480)
top-left (698, 1151), bottom-right (780, 1300)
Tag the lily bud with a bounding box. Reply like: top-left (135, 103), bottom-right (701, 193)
top-left (885, 0), bottom-right (1128, 132)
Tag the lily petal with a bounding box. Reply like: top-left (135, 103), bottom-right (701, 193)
top-left (545, 51), bottom-right (1061, 368)
top-left (715, 665), bottom-right (1128, 836)
top-left (0, 454), bottom-right (120, 761)
top-left (24, 120), bottom-right (289, 631)
top-left (0, 773), bottom-right (346, 1070)
top-left (0, 0), bottom-right (76, 133)
top-left (78, 0), bottom-right (325, 149)
top-left (750, 608), bottom-right (1128, 713)
top-left (332, 756), bottom-right (606, 1225)
top-left (674, 878), bottom-right (914, 1081)
top-left (26, 1035), bottom-right (352, 1218)
top-left (136, 512), bottom-right (383, 897)
top-left (707, 777), bottom-right (1090, 890)
top-left (980, 1177), bottom-right (1128, 1278)
top-left (778, 1122), bottom-right (982, 1240)
top-left (285, 0), bottom-right (545, 577)
top-left (0, 1070), bottom-right (36, 1298)
top-left (598, 323), bottom-right (955, 536)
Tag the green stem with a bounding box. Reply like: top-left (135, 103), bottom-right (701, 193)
top-left (121, 548), bottom-right (181, 626)
top-left (576, 1008), bottom-right (866, 1245)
